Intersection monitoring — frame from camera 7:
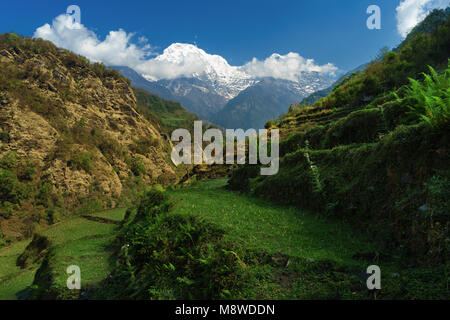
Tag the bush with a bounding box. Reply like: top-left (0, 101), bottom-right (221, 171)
top-left (75, 198), bottom-right (104, 215)
top-left (396, 62), bottom-right (449, 128)
top-left (70, 152), bottom-right (94, 173)
top-left (46, 207), bottom-right (62, 225)
top-left (227, 165), bottom-right (260, 192)
top-left (0, 131), bottom-right (9, 142)
top-left (131, 157), bottom-right (145, 176)
top-left (99, 189), bottom-right (244, 299)
top-left (0, 151), bottom-right (18, 170)
top-left (133, 186), bottom-right (170, 221)
top-left (0, 168), bottom-right (30, 205)
top-left (323, 109), bottom-right (383, 148)
top-left (425, 170), bottom-right (450, 217)
top-left (0, 201), bottom-right (18, 219)
top-left (17, 160), bottom-right (36, 181)
top-left (130, 137), bottom-right (159, 155)
top-left (36, 182), bottom-right (53, 207)
top-left (16, 234), bottom-right (50, 267)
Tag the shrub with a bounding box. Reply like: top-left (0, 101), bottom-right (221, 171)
top-left (46, 207), bottom-right (62, 225)
top-left (17, 160), bottom-right (36, 181)
top-left (0, 201), bottom-right (18, 219)
top-left (75, 198), bottom-right (104, 215)
top-left (70, 152), bottom-right (94, 173)
top-left (16, 234), bottom-right (50, 267)
top-left (131, 157), bottom-right (145, 176)
top-left (100, 189), bottom-right (244, 299)
top-left (130, 136), bottom-right (159, 155)
top-left (0, 131), bottom-right (9, 142)
top-left (396, 62), bottom-right (450, 128)
top-left (227, 165), bottom-right (260, 192)
top-left (134, 186), bottom-right (168, 217)
top-left (36, 182), bottom-right (53, 207)
top-left (0, 151), bottom-right (18, 170)
top-left (323, 109), bottom-right (383, 148)
top-left (425, 170), bottom-right (450, 217)
top-left (0, 168), bottom-right (30, 205)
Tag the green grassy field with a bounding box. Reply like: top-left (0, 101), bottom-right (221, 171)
top-left (0, 209), bottom-right (126, 299)
top-left (0, 240), bottom-right (35, 299)
top-left (0, 180), bottom-right (447, 299)
top-left (167, 180), bottom-right (449, 299)
top-left (168, 179), bottom-right (376, 265)
top-left (90, 208), bottom-right (127, 222)
top-left (167, 179), bottom-right (382, 299)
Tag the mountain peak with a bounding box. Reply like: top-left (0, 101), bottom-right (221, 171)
top-left (157, 43), bottom-right (211, 63)
top-left (150, 43), bottom-right (255, 100)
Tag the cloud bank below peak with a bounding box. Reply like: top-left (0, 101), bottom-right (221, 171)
top-left (241, 53), bottom-right (338, 82)
top-left (33, 13), bottom-right (338, 83)
top-left (396, 0), bottom-right (450, 38)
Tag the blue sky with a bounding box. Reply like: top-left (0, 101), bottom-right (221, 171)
top-left (0, 0), bottom-right (446, 73)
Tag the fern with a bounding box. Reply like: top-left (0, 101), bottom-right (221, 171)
top-left (396, 61), bottom-right (450, 128)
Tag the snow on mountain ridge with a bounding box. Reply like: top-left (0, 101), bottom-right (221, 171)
top-left (149, 43), bottom-right (256, 99)
top-left (141, 43), bottom-right (334, 101)
top-left (135, 43), bottom-right (334, 121)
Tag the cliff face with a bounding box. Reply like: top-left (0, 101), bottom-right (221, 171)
top-left (0, 35), bottom-right (177, 238)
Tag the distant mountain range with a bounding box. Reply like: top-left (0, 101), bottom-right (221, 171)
top-left (112, 43), bottom-right (335, 129)
top-left (300, 63), bottom-right (369, 106)
top-left (213, 76), bottom-right (332, 130)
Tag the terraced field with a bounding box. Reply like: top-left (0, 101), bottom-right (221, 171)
top-left (0, 209), bottom-right (126, 299)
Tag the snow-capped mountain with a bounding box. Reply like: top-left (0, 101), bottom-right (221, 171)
top-left (120, 43), bottom-right (335, 127)
top-left (148, 43), bottom-right (257, 100)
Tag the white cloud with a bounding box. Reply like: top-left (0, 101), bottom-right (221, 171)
top-left (241, 53), bottom-right (338, 82)
top-left (33, 12), bottom-right (338, 83)
top-left (34, 14), bottom-right (153, 67)
top-left (396, 0), bottom-right (450, 38)
top-left (136, 56), bottom-right (209, 80)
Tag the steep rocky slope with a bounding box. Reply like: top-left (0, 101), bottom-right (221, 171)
top-left (0, 34), bottom-right (177, 240)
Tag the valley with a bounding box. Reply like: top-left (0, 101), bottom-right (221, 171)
top-left (0, 5), bottom-right (449, 301)
top-left (2, 179), bottom-right (447, 300)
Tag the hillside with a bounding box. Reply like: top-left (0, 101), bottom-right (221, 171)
top-left (110, 66), bottom-right (178, 103)
top-left (4, 180), bottom-right (447, 300)
top-left (300, 63), bottom-right (368, 106)
top-left (1, 6), bottom-right (449, 302)
top-left (213, 76), bottom-right (332, 130)
top-left (110, 66), bottom-right (202, 132)
top-left (228, 8), bottom-right (450, 262)
top-left (0, 34), bottom-right (177, 242)
top-left (402, 7), bottom-right (450, 44)
top-left (133, 87), bottom-right (199, 133)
